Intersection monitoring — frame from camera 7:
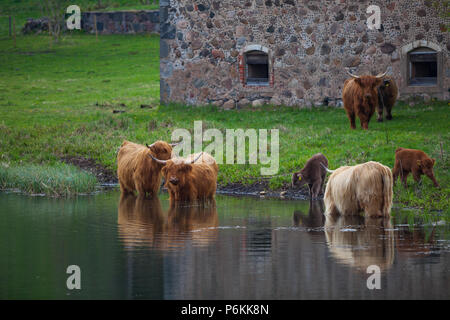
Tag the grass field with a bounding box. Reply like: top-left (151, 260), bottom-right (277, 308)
top-left (0, 31), bottom-right (448, 220)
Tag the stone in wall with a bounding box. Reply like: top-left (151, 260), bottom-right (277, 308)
top-left (160, 0), bottom-right (450, 107)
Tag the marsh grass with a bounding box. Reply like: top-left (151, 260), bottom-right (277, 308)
top-left (0, 163), bottom-right (97, 196)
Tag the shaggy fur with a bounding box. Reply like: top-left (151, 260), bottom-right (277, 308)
top-left (324, 215), bottom-right (395, 271)
top-left (324, 161), bottom-right (393, 218)
top-left (377, 76), bottom-right (398, 122)
top-left (292, 153), bottom-right (328, 198)
top-left (117, 140), bottom-right (173, 197)
top-left (162, 152), bottom-right (219, 203)
top-left (343, 76), bottom-right (382, 130)
top-left (392, 148), bottom-right (439, 188)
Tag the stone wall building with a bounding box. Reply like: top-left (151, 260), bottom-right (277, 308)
top-left (160, 0), bottom-right (449, 108)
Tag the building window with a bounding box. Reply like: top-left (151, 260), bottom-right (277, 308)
top-left (408, 47), bottom-right (437, 86)
top-left (245, 51), bottom-right (269, 86)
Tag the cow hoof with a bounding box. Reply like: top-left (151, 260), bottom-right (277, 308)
top-left (377, 118), bottom-right (383, 122)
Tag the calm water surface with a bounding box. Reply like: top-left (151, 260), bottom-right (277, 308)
top-left (0, 190), bottom-right (449, 299)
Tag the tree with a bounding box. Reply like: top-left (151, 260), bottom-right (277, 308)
top-left (39, 0), bottom-right (70, 43)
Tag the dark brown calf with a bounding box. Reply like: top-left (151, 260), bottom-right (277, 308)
top-left (392, 148), bottom-right (439, 188)
top-left (292, 153), bottom-right (328, 199)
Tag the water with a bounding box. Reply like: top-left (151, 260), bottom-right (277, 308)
top-left (0, 190), bottom-right (448, 299)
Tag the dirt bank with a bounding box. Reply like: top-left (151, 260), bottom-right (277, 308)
top-left (63, 156), bottom-right (315, 200)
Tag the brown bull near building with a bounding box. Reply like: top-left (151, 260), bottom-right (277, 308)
top-left (342, 70), bottom-right (387, 130)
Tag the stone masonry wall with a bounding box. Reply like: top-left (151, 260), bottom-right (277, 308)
top-left (81, 10), bottom-right (159, 34)
top-left (160, 0), bottom-right (449, 108)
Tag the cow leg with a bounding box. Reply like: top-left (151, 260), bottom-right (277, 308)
top-left (392, 161), bottom-right (404, 188)
top-left (386, 105), bottom-right (393, 120)
top-left (425, 172), bottom-right (440, 188)
top-left (320, 175), bottom-right (326, 195)
top-left (358, 112), bottom-right (370, 130)
top-left (308, 184), bottom-right (313, 198)
top-left (311, 182), bottom-right (321, 199)
top-left (392, 164), bottom-right (400, 186)
top-left (326, 203), bottom-right (340, 217)
top-left (120, 182), bottom-right (132, 195)
top-left (346, 110), bottom-right (356, 129)
top-left (401, 170), bottom-right (409, 188)
top-left (135, 182), bottom-right (147, 197)
top-left (412, 169), bottom-right (422, 184)
top-left (376, 103), bottom-right (384, 122)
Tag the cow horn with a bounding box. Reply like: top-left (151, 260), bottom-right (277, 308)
top-left (346, 69), bottom-right (360, 79)
top-left (148, 153), bottom-right (168, 164)
top-left (170, 141), bottom-right (182, 147)
top-left (375, 69), bottom-right (388, 78)
top-left (146, 143), bottom-right (155, 149)
top-left (187, 152), bottom-right (204, 164)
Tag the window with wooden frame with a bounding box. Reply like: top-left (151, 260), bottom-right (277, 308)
top-left (408, 47), bottom-right (438, 86)
top-left (245, 50), bottom-right (269, 86)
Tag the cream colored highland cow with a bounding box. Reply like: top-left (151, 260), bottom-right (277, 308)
top-left (324, 161), bottom-right (393, 218)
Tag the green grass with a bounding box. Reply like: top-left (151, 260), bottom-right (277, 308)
top-left (0, 33), bottom-right (448, 219)
top-left (0, 163), bottom-right (97, 196)
top-left (0, 0), bottom-right (159, 38)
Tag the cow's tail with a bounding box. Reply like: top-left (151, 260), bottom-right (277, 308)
top-left (382, 166), bottom-right (394, 215)
top-left (321, 162), bottom-right (335, 174)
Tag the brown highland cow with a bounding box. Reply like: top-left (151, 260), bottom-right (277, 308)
top-left (377, 76), bottom-right (398, 122)
top-left (291, 153), bottom-right (328, 199)
top-left (343, 70), bottom-right (387, 130)
top-left (324, 161), bottom-right (393, 218)
top-left (117, 140), bottom-right (174, 197)
top-left (150, 152), bottom-right (219, 203)
top-left (392, 148), bottom-right (439, 188)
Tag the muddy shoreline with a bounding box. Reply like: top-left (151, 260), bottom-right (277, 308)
top-left (64, 156), bottom-right (319, 200)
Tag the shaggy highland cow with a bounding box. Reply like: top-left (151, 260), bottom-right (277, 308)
top-left (392, 148), bottom-right (439, 188)
top-left (376, 76), bottom-right (398, 122)
top-left (150, 152), bottom-right (219, 203)
top-left (342, 70), bottom-right (387, 130)
top-left (324, 161), bottom-right (393, 218)
top-left (292, 153), bottom-right (328, 199)
top-left (117, 140), bottom-right (175, 196)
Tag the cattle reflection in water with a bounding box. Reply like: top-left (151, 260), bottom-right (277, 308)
top-left (167, 201), bottom-right (219, 247)
top-left (293, 200), bottom-right (325, 229)
top-left (324, 215), bottom-right (395, 271)
top-left (117, 194), bottom-right (218, 251)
